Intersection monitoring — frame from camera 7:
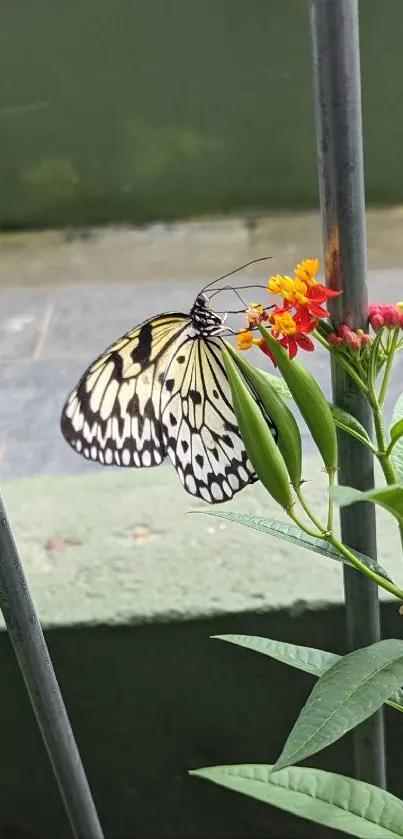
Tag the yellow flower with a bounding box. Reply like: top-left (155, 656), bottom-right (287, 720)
top-left (268, 274), bottom-right (309, 306)
top-left (270, 310), bottom-right (297, 336)
top-left (397, 302), bottom-right (403, 312)
top-left (236, 328), bottom-right (254, 351)
top-left (294, 258), bottom-right (320, 286)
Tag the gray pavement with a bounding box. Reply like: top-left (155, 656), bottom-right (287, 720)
top-left (0, 220), bottom-right (403, 482)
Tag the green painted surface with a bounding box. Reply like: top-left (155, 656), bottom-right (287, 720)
top-left (0, 465), bottom-right (402, 835)
top-left (1, 0), bottom-right (403, 228)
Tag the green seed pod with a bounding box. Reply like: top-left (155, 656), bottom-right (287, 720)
top-left (259, 325), bottom-right (338, 473)
top-left (222, 348), bottom-right (293, 510)
top-left (223, 340), bottom-right (302, 487)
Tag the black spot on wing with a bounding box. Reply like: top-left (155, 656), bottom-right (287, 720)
top-left (130, 322), bottom-right (153, 364)
top-left (189, 389), bottom-right (202, 405)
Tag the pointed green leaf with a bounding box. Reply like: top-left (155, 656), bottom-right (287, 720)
top-left (213, 635), bottom-right (403, 713)
top-left (258, 371), bottom-right (292, 400)
top-left (391, 394), bottom-right (403, 484)
top-left (190, 764), bottom-right (403, 838)
top-left (274, 638), bottom-right (403, 771)
top-left (331, 484), bottom-right (403, 527)
top-left (197, 510), bottom-right (394, 582)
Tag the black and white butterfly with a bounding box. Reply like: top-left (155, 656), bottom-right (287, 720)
top-left (61, 264), bottom-right (277, 503)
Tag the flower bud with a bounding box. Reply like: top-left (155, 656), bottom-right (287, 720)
top-left (224, 341), bottom-right (302, 487)
top-left (259, 325), bottom-right (338, 473)
top-left (222, 348), bottom-right (293, 510)
top-left (328, 333), bottom-right (343, 347)
top-left (383, 305), bottom-right (400, 328)
top-left (369, 310), bottom-right (385, 332)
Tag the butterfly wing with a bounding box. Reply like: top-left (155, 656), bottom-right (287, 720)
top-left (160, 333), bottom-right (270, 503)
top-left (61, 314), bottom-right (188, 467)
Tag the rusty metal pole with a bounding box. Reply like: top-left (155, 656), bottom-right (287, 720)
top-left (308, 0), bottom-right (387, 787)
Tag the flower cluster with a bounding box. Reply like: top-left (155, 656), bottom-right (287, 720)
top-left (328, 325), bottom-right (372, 350)
top-left (237, 258), bottom-right (340, 364)
top-left (327, 304), bottom-right (403, 356)
top-left (368, 303), bottom-right (403, 332)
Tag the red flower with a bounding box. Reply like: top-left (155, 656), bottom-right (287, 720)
top-left (279, 332), bottom-right (315, 360)
top-left (268, 309), bottom-right (317, 361)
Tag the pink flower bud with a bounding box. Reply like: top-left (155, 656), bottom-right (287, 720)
top-left (360, 332), bottom-right (372, 345)
top-left (383, 305), bottom-right (400, 328)
top-left (338, 325), bottom-right (355, 344)
top-left (349, 336), bottom-right (361, 350)
top-left (369, 311), bottom-right (385, 332)
top-left (328, 333), bottom-right (343, 347)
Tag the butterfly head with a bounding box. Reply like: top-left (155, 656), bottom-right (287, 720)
top-left (190, 292), bottom-right (226, 337)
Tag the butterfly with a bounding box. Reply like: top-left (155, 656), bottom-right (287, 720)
top-left (60, 262), bottom-right (278, 503)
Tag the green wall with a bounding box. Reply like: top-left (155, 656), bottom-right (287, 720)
top-left (1, 0), bottom-right (403, 229)
top-left (0, 602), bottom-right (402, 838)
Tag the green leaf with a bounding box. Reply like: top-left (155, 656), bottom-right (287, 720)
top-left (199, 511), bottom-right (394, 583)
top-left (258, 371), bottom-right (292, 400)
top-left (390, 418), bottom-right (403, 445)
top-left (190, 764), bottom-right (403, 838)
top-left (328, 404), bottom-right (373, 448)
top-left (213, 635), bottom-right (403, 713)
top-left (331, 484), bottom-right (403, 527)
top-left (274, 638), bottom-right (403, 771)
top-left (391, 394), bottom-right (403, 484)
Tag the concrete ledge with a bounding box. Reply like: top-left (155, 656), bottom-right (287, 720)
top-left (2, 458), bottom-right (402, 630)
top-left (2, 207), bottom-right (403, 290)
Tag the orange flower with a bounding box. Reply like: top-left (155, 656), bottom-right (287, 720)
top-left (269, 308), bottom-right (316, 360)
top-left (237, 258), bottom-right (340, 363)
top-left (268, 259), bottom-right (340, 320)
top-left (236, 328), bottom-right (254, 351)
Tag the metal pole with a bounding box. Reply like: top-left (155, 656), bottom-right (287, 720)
top-left (0, 493), bottom-right (104, 838)
top-left (308, 0), bottom-right (387, 787)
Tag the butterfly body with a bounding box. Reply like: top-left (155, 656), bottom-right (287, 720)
top-left (61, 291), bottom-right (277, 503)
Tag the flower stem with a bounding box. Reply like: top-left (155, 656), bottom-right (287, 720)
top-left (378, 328), bottom-right (399, 408)
top-left (287, 507), bottom-right (325, 540)
top-left (327, 468), bottom-right (336, 531)
top-left (327, 533), bottom-right (403, 601)
top-left (313, 329), bottom-right (368, 393)
top-left (371, 393), bottom-right (403, 552)
top-left (294, 483), bottom-right (328, 534)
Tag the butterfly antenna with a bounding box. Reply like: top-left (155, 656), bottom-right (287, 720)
top-left (201, 256), bottom-right (272, 293)
top-left (209, 282), bottom-right (270, 300)
top-left (209, 285), bottom-right (248, 308)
